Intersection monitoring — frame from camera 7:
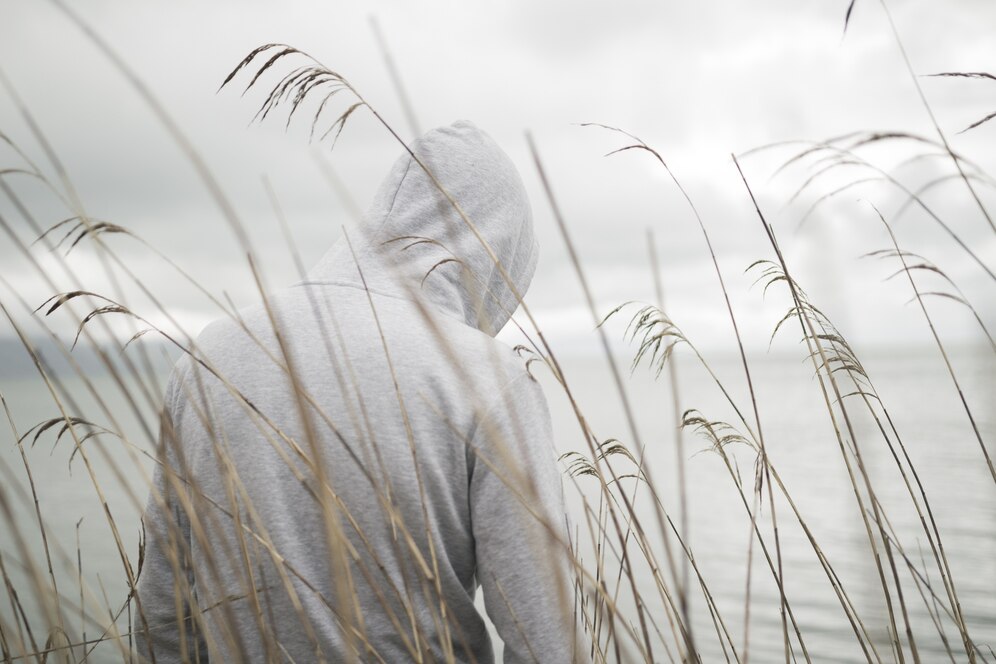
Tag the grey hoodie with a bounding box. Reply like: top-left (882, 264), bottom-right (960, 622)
top-left (135, 121), bottom-right (585, 663)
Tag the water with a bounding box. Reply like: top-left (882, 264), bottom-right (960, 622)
top-left (1, 346), bottom-right (994, 662)
top-left (538, 347), bottom-right (996, 663)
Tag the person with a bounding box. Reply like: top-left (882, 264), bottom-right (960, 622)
top-left (134, 120), bottom-right (585, 663)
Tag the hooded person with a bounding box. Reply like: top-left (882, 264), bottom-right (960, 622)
top-left (134, 120), bottom-right (587, 663)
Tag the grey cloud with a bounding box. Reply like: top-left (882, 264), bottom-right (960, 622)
top-left (1, 0), bottom-right (993, 353)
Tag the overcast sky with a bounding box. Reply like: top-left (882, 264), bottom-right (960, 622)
top-left (1, 0), bottom-right (994, 359)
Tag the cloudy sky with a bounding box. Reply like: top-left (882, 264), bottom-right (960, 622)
top-left (1, 0), bottom-right (994, 358)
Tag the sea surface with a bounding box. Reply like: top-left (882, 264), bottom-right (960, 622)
top-left (1, 345), bottom-right (993, 662)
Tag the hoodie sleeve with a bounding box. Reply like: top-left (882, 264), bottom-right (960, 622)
top-left (133, 362), bottom-right (210, 663)
top-left (468, 372), bottom-right (587, 664)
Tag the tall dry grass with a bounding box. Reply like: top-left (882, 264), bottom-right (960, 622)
top-left (0, 1), bottom-right (994, 662)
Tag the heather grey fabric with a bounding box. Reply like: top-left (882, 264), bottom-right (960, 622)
top-left (135, 121), bottom-right (585, 664)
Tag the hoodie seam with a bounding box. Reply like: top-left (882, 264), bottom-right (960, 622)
top-left (498, 220), bottom-right (533, 327)
top-left (464, 370), bottom-right (536, 477)
top-left (293, 279), bottom-right (469, 327)
top-left (370, 155), bottom-right (414, 241)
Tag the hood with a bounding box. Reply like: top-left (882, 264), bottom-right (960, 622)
top-left (304, 120), bottom-right (538, 337)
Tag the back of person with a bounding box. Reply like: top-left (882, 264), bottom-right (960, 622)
top-left (134, 121), bottom-right (585, 663)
